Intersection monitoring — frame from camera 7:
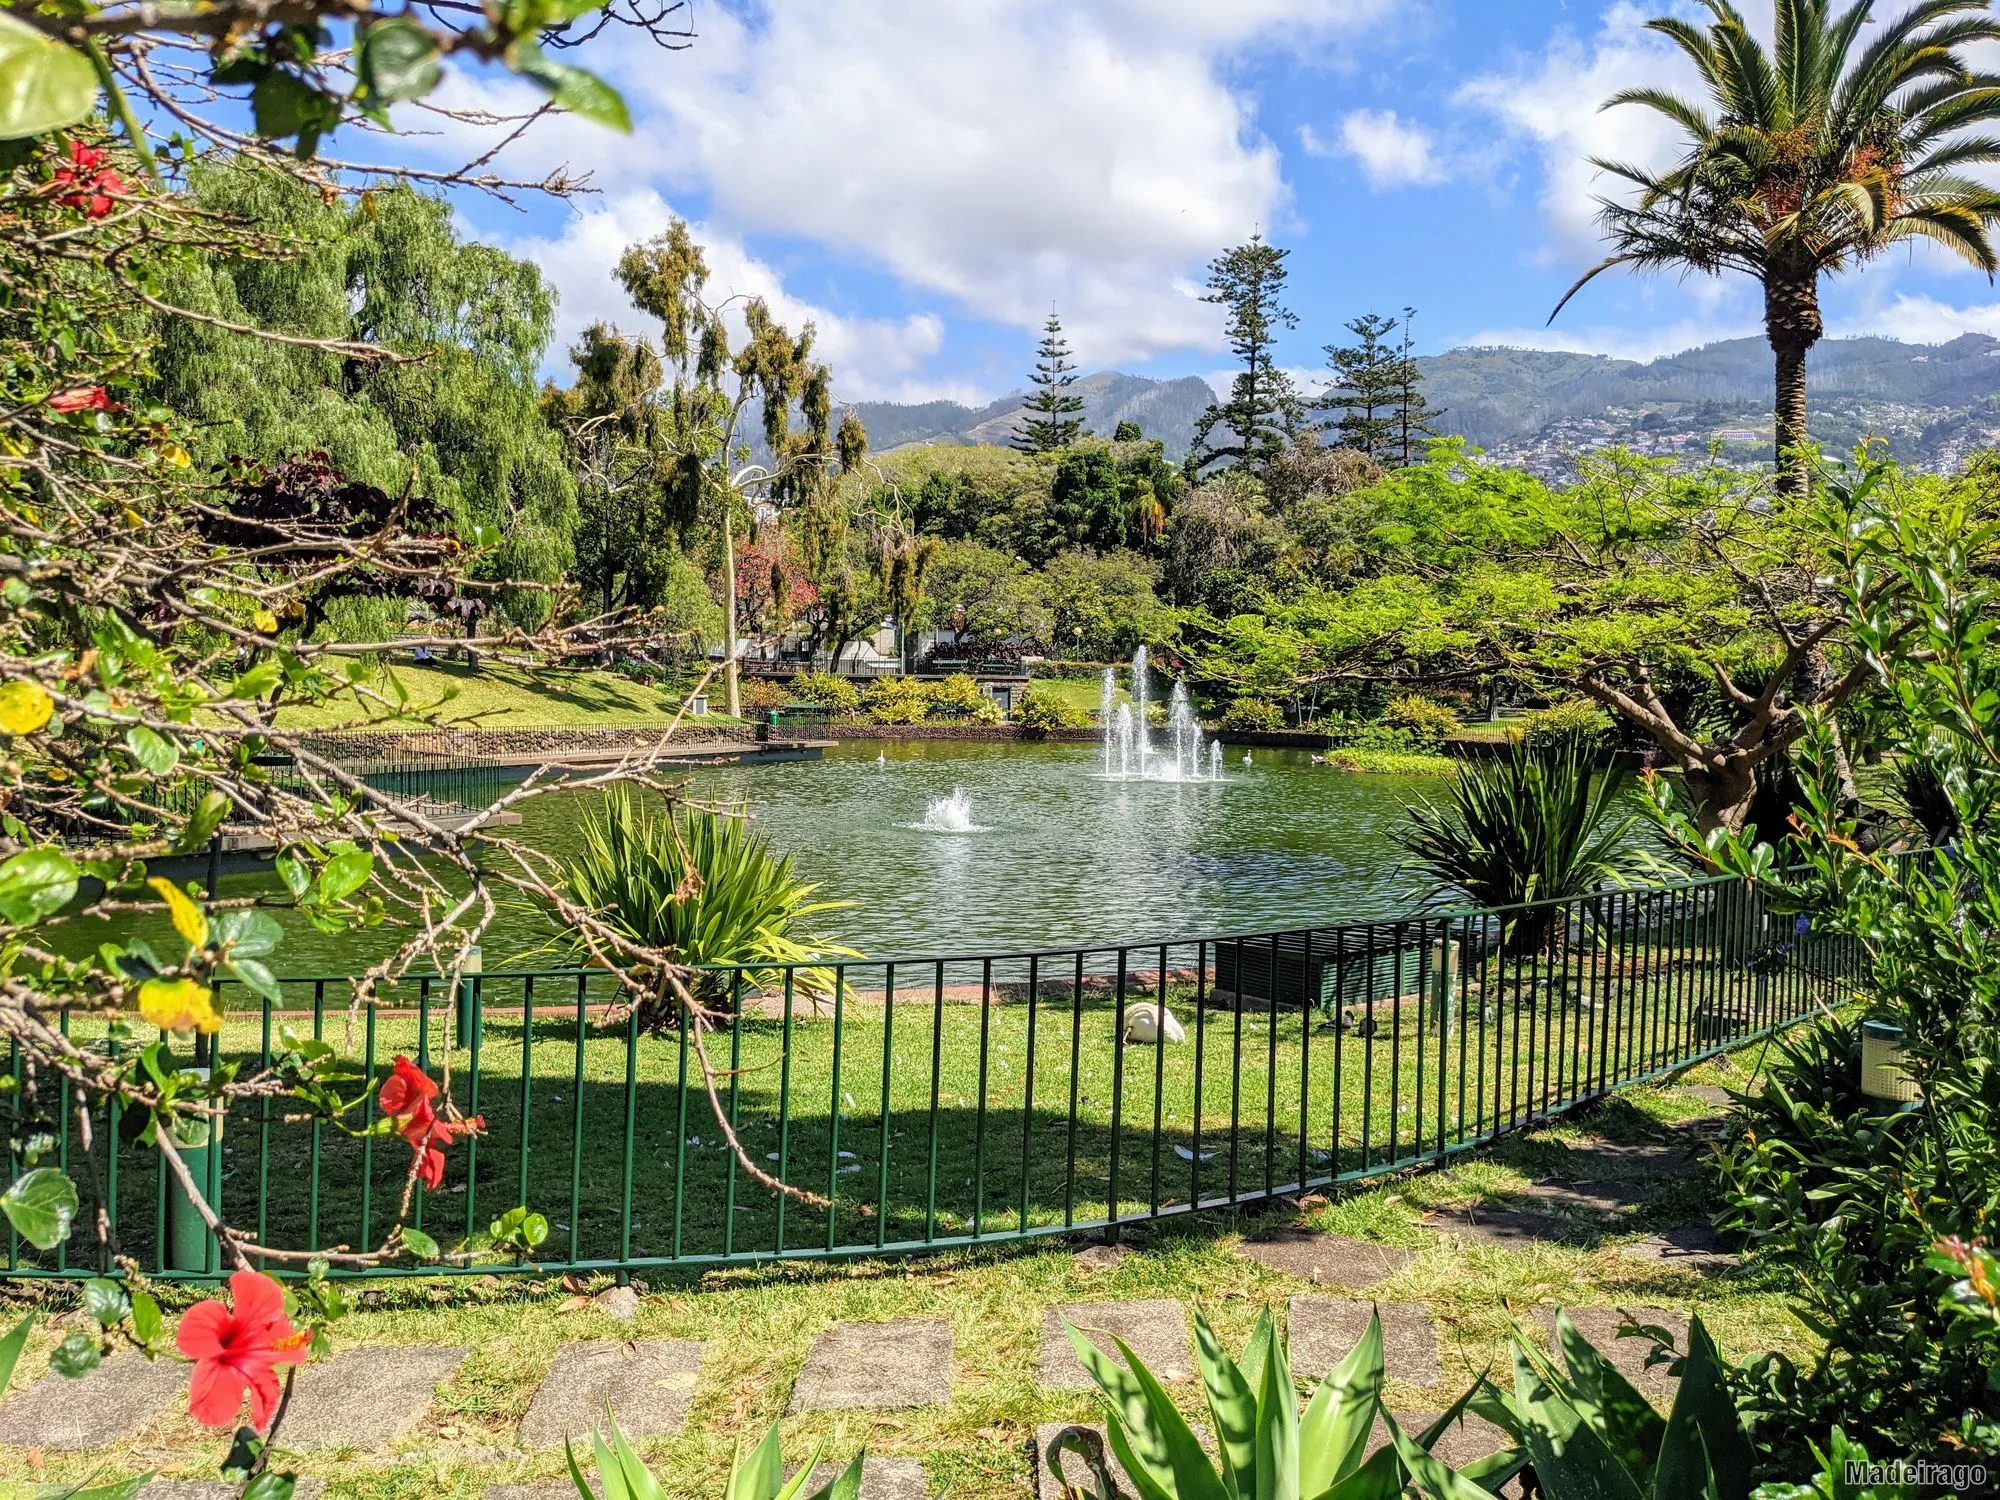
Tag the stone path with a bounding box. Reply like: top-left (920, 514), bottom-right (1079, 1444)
top-left (0, 1351), bottom-right (186, 1450)
top-left (0, 1283), bottom-right (1724, 1497)
top-left (1235, 1226), bottom-right (1414, 1286)
top-left (789, 1319), bottom-right (953, 1412)
top-left (1040, 1299), bottom-right (1192, 1389)
top-left (517, 1340), bottom-right (703, 1448)
top-left (1288, 1297), bottom-right (1440, 1386)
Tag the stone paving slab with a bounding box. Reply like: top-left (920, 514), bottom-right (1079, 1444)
top-left (1562, 1139), bottom-right (1690, 1178)
top-left (488, 1484), bottom-right (592, 1500)
top-left (1618, 1223), bottom-right (1737, 1274)
top-left (1235, 1226), bottom-right (1413, 1287)
top-left (518, 1339), bottom-right (704, 1448)
top-left (1679, 1085), bottom-right (1733, 1108)
top-left (789, 1320), bottom-right (952, 1412)
top-left (1288, 1297), bottom-right (1441, 1386)
top-left (280, 1345), bottom-right (470, 1450)
top-left (1516, 1179), bottom-right (1647, 1216)
top-left (1366, 1410), bottom-right (1516, 1475)
top-left (796, 1457), bottom-right (928, 1500)
top-left (0, 1352), bottom-right (188, 1450)
top-left (1040, 1300), bottom-right (1191, 1390)
top-left (143, 1484), bottom-right (325, 1500)
top-left (1536, 1306), bottom-right (1688, 1401)
top-left (1424, 1204), bottom-right (1575, 1247)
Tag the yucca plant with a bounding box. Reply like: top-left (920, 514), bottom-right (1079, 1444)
top-left (1398, 735), bottom-right (1640, 952)
top-left (1049, 1307), bottom-right (1527, 1500)
top-left (567, 1415), bottom-right (863, 1500)
top-left (561, 789), bottom-right (856, 1016)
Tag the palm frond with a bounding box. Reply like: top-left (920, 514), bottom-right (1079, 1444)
top-left (1879, 205), bottom-right (2000, 273)
top-left (1600, 87), bottom-right (1716, 141)
top-left (1644, 16), bottom-right (1727, 96)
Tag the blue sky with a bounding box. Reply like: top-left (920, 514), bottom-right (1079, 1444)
top-left (405, 0), bottom-right (2000, 403)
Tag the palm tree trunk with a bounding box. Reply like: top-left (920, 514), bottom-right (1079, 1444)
top-left (1764, 268), bottom-right (1823, 496)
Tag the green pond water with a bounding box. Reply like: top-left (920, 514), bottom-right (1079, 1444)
top-left (80, 742), bottom-right (1461, 977)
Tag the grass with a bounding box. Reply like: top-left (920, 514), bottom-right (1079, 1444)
top-left (274, 658), bottom-right (736, 731)
top-left (0, 1043), bottom-right (1813, 1500)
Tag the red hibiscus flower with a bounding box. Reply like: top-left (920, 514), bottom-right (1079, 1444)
top-left (377, 1056), bottom-right (480, 1187)
top-left (176, 1270), bottom-right (308, 1429)
top-left (377, 1055), bottom-right (438, 1116)
top-left (51, 141), bottom-right (125, 219)
top-left (45, 386), bottom-right (112, 413)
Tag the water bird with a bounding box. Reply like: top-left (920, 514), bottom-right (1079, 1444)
top-left (1310, 754), bottom-right (1325, 765)
top-left (875, 751), bottom-right (886, 766)
top-left (1241, 752), bottom-right (1252, 765)
top-left (1123, 1002), bottom-right (1186, 1046)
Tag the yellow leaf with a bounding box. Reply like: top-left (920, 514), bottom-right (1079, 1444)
top-left (162, 443), bottom-right (191, 469)
top-left (252, 608), bottom-right (278, 633)
top-left (138, 977), bottom-right (221, 1035)
top-left (0, 680), bottom-right (53, 736)
top-left (147, 876), bottom-right (209, 951)
top-left (122, 508), bottom-right (146, 530)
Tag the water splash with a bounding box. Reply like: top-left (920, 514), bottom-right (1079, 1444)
top-left (1097, 648), bottom-right (1223, 781)
top-left (913, 785), bottom-right (985, 833)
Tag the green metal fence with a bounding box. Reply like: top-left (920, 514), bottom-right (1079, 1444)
top-left (3, 870), bottom-right (1855, 1280)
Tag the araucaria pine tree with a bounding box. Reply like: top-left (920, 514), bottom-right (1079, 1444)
top-left (1187, 235), bottom-right (1303, 477)
top-left (1013, 312), bottom-right (1087, 453)
top-left (1315, 313), bottom-right (1401, 461)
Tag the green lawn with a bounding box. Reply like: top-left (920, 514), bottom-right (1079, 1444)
top-left (275, 659), bottom-right (733, 730)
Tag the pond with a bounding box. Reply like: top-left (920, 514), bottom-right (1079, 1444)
top-left (75, 741), bottom-right (1454, 977)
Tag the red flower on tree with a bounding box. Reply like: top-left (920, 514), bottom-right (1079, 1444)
top-left (46, 386), bottom-right (112, 413)
top-left (176, 1270), bottom-right (309, 1429)
top-left (377, 1055), bottom-right (482, 1187)
top-left (51, 141), bottom-right (125, 219)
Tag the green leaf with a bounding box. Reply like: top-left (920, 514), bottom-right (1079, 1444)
top-left (175, 790), bottom-right (231, 853)
top-left (225, 660), bottom-right (282, 700)
top-left (82, 1277), bottom-right (129, 1328)
top-left (1194, 1305), bottom-right (1262, 1498)
top-left (55, 1474), bottom-right (152, 1500)
top-left (1251, 1316), bottom-right (1299, 1500)
top-left (801, 1451), bottom-right (866, 1500)
top-left (1508, 1344), bottom-right (1643, 1500)
top-left (1, 1167), bottom-right (78, 1248)
top-left (129, 1290), bottom-right (162, 1347)
top-left (0, 1313), bottom-right (33, 1393)
top-left (1552, 1310), bottom-right (1666, 1485)
top-left (125, 725), bottom-right (180, 775)
top-left (48, 1329), bottom-right (101, 1377)
top-left (224, 956), bottom-right (282, 1003)
top-left (1655, 1318), bottom-right (1755, 1500)
top-left (1062, 1321), bottom-right (1227, 1500)
top-left (0, 14), bottom-right (94, 140)
top-left (1382, 1413), bottom-right (1507, 1500)
top-left (507, 40), bottom-right (630, 131)
top-left (213, 908), bottom-right (283, 959)
top-left (0, 847), bottom-right (79, 925)
top-left (1299, 1307), bottom-right (1385, 1495)
top-left (401, 1227), bottom-right (439, 1261)
top-left (241, 1472), bottom-right (297, 1500)
top-left (358, 18), bottom-right (441, 104)
top-left (316, 847), bottom-right (373, 904)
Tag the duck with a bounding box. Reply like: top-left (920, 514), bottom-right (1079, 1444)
top-left (1310, 754), bottom-right (1325, 765)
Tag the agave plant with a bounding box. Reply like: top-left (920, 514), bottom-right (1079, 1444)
top-left (561, 789), bottom-right (857, 1013)
top-left (567, 1415), bottom-right (863, 1500)
top-left (1398, 736), bottom-right (1640, 952)
top-left (1049, 1306), bottom-right (1527, 1500)
top-left (1053, 1304), bottom-right (1773, 1500)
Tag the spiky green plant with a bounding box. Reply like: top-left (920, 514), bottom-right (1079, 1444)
top-left (1398, 736), bottom-right (1641, 950)
top-left (567, 1415), bottom-right (862, 1500)
top-left (561, 789), bottom-right (856, 1011)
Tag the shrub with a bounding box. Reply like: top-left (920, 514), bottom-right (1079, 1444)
top-left (924, 673), bottom-right (988, 718)
top-left (863, 676), bottom-right (930, 724)
top-left (1219, 697), bottom-right (1283, 733)
top-left (789, 671), bottom-right (861, 715)
top-left (1398, 736), bottom-right (1641, 949)
top-left (737, 676), bottom-right (786, 715)
top-left (1509, 697), bottom-right (1614, 751)
top-left (1324, 747), bottom-right (1458, 775)
top-left (1013, 682), bottom-right (1089, 732)
top-left (560, 790), bottom-right (855, 1016)
top-left (1381, 693), bottom-right (1461, 745)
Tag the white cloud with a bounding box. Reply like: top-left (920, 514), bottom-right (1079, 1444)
top-left (1843, 293), bottom-right (2000, 344)
top-left (393, 0), bottom-right (1394, 394)
top-left (1313, 109), bottom-right (1446, 188)
top-left (1457, 2), bottom-right (1699, 257)
top-left (503, 190), bottom-right (962, 403)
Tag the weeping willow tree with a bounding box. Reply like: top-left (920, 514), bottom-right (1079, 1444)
top-left (145, 162), bottom-right (579, 629)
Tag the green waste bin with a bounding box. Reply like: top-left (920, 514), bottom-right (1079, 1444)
top-left (164, 1066), bottom-right (220, 1274)
top-left (454, 946), bottom-right (483, 1049)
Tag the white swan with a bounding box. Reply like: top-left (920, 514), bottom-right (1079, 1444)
top-left (1241, 752), bottom-right (1252, 765)
top-left (1123, 1002), bottom-right (1187, 1045)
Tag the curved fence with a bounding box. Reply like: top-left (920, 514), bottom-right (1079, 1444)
top-left (4, 872), bottom-right (1854, 1281)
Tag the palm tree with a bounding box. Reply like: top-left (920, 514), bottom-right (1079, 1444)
top-left (1554, 0), bottom-right (2000, 493)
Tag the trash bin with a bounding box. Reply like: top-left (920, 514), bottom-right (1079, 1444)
top-left (164, 1066), bottom-right (220, 1273)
